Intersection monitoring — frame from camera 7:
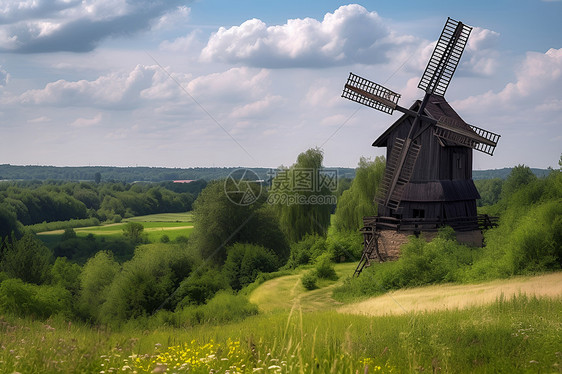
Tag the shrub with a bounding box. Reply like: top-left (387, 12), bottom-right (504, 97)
top-left (79, 251), bottom-right (120, 321)
top-left (285, 234), bottom-right (327, 268)
top-left (333, 230), bottom-right (476, 301)
top-left (61, 228), bottom-right (77, 241)
top-left (326, 230), bottom-right (363, 263)
top-left (171, 291), bottom-right (258, 327)
top-left (175, 268), bottom-right (228, 307)
top-left (301, 271), bottom-right (317, 290)
top-left (223, 243), bottom-right (279, 290)
top-left (314, 253), bottom-right (338, 280)
top-left (1, 233), bottom-right (52, 284)
top-left (51, 257), bottom-right (81, 295)
top-left (0, 278), bottom-right (72, 319)
top-left (99, 243), bottom-right (196, 324)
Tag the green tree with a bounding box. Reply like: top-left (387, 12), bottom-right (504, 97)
top-left (270, 148), bottom-right (333, 242)
top-left (79, 251), bottom-right (120, 321)
top-left (190, 181), bottom-right (288, 263)
top-left (51, 257), bottom-right (82, 295)
top-left (475, 178), bottom-right (503, 207)
top-left (0, 203), bottom-right (24, 243)
top-left (0, 233), bottom-right (52, 284)
top-left (333, 156), bottom-right (385, 232)
top-left (501, 164), bottom-right (537, 199)
top-left (100, 243), bottom-right (194, 323)
top-left (94, 172), bottom-right (101, 184)
top-left (122, 222), bottom-right (144, 244)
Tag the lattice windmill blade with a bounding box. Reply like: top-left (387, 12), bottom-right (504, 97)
top-left (376, 138), bottom-right (421, 210)
top-left (342, 73), bottom-right (401, 115)
top-left (434, 116), bottom-right (501, 156)
top-left (418, 18), bottom-right (472, 96)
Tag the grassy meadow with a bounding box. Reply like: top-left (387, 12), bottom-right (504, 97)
top-left (36, 212), bottom-right (194, 243)
top-left (1, 263), bottom-right (561, 373)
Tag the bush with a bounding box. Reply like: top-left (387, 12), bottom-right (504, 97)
top-left (51, 257), bottom-right (81, 295)
top-left (155, 291), bottom-right (259, 328)
top-left (99, 243), bottom-right (196, 324)
top-left (1, 233), bottom-right (52, 284)
top-left (301, 271), bottom-right (317, 290)
top-left (79, 251), bottom-right (120, 321)
top-left (314, 254), bottom-right (338, 280)
top-left (333, 229), bottom-right (476, 301)
top-left (0, 278), bottom-right (72, 319)
top-left (326, 230), bottom-right (363, 263)
top-left (175, 268), bottom-right (228, 306)
top-left (285, 234), bottom-right (327, 268)
top-left (223, 243), bottom-right (279, 290)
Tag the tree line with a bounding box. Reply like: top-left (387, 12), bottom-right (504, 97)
top-left (0, 179), bottom-right (207, 238)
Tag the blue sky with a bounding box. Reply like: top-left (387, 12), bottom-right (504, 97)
top-left (0, 0), bottom-right (561, 169)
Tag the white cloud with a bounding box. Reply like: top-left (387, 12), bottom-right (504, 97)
top-left (230, 95), bottom-right (284, 119)
top-left (0, 0), bottom-right (184, 53)
top-left (17, 65), bottom-right (168, 108)
top-left (461, 27), bottom-right (501, 76)
top-left (27, 116), bottom-right (50, 124)
top-left (201, 4), bottom-right (411, 68)
top-left (69, 113), bottom-right (103, 127)
top-left (454, 48), bottom-right (562, 112)
top-left (152, 6), bottom-right (190, 31)
top-left (159, 30), bottom-right (203, 52)
top-left (0, 65), bottom-right (8, 86)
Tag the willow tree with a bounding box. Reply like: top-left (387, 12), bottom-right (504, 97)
top-left (333, 156), bottom-right (385, 232)
top-left (270, 148), bottom-right (333, 242)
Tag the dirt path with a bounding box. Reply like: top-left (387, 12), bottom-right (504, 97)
top-left (248, 263), bottom-right (355, 313)
top-left (338, 272), bottom-right (562, 316)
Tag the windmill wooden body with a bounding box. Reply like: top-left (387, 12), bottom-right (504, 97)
top-left (341, 18), bottom-right (501, 275)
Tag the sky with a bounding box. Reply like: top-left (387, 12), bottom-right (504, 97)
top-left (0, 0), bottom-right (561, 170)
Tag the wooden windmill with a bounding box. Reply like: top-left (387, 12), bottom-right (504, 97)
top-left (341, 18), bottom-right (501, 275)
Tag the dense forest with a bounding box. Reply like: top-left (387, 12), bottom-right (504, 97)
top-left (0, 163), bottom-right (550, 183)
top-left (0, 164), bottom-right (357, 182)
top-left (0, 179), bottom-right (206, 229)
top-left (0, 150), bottom-right (560, 330)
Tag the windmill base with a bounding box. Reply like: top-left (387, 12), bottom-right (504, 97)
top-left (355, 218), bottom-right (485, 276)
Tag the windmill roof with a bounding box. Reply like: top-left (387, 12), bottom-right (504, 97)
top-left (372, 94), bottom-right (474, 147)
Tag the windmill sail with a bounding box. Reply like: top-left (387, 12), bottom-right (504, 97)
top-left (342, 73), bottom-right (401, 114)
top-left (376, 138), bottom-right (421, 210)
top-left (434, 116), bottom-right (500, 155)
top-left (418, 18), bottom-right (472, 96)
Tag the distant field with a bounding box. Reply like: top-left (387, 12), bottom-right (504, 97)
top-left (125, 212), bottom-right (193, 222)
top-left (36, 212), bottom-right (194, 243)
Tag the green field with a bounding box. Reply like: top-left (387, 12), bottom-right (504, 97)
top-left (1, 267), bottom-right (561, 373)
top-left (36, 212), bottom-right (194, 243)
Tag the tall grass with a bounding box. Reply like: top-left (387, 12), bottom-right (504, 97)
top-left (0, 295), bottom-right (560, 373)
